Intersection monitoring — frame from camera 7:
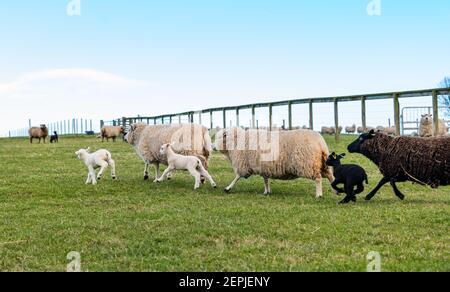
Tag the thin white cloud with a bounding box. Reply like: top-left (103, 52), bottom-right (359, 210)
top-left (0, 68), bottom-right (149, 93)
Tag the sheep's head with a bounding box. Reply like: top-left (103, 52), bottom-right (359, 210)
top-left (75, 148), bottom-right (90, 159)
top-left (40, 124), bottom-right (47, 130)
top-left (421, 114), bottom-right (433, 125)
top-left (348, 130), bottom-right (376, 153)
top-left (159, 143), bottom-right (173, 155)
top-left (124, 123), bottom-right (146, 145)
top-left (326, 152), bottom-right (346, 167)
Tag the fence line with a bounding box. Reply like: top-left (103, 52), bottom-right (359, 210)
top-left (103, 87), bottom-right (450, 141)
top-left (7, 118), bottom-right (99, 138)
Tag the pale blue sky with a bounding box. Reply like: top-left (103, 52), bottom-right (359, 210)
top-left (1, 0), bottom-right (449, 135)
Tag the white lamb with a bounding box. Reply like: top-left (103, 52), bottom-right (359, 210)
top-left (157, 143), bottom-right (217, 190)
top-left (75, 148), bottom-right (116, 185)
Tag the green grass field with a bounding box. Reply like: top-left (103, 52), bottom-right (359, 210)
top-left (0, 135), bottom-right (448, 272)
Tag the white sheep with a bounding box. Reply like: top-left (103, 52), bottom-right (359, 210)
top-left (75, 148), bottom-right (116, 185)
top-left (157, 143), bottom-right (217, 190)
top-left (419, 114), bottom-right (448, 137)
top-left (216, 128), bottom-right (335, 198)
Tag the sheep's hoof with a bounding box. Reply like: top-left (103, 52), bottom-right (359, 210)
top-left (112, 176), bottom-right (117, 180)
top-left (365, 196), bottom-right (373, 201)
top-left (212, 184), bottom-right (217, 189)
top-left (144, 175), bottom-right (149, 180)
top-left (224, 188), bottom-right (231, 194)
top-left (97, 177), bottom-right (101, 181)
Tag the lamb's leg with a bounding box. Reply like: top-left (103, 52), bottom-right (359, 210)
top-left (109, 159), bottom-right (117, 179)
top-left (340, 185), bottom-right (355, 204)
top-left (390, 180), bottom-right (405, 200)
top-left (187, 167), bottom-right (202, 190)
top-left (263, 177), bottom-right (271, 195)
top-left (89, 166), bottom-right (97, 185)
top-left (331, 180), bottom-right (345, 195)
top-left (198, 166), bottom-right (217, 188)
top-left (365, 177), bottom-right (389, 201)
top-left (315, 177), bottom-right (323, 198)
top-left (97, 161), bottom-right (108, 180)
top-left (157, 166), bottom-right (174, 183)
top-left (224, 175), bottom-right (241, 193)
top-left (86, 173), bottom-right (92, 185)
top-left (355, 183), bottom-right (365, 195)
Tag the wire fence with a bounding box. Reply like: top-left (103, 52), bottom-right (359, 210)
top-left (7, 118), bottom-right (100, 138)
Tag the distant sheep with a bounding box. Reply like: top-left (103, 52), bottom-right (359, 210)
top-left (29, 125), bottom-right (49, 144)
top-left (345, 125), bottom-right (356, 134)
top-left (357, 126), bottom-right (375, 134)
top-left (348, 130), bottom-right (450, 201)
top-left (50, 131), bottom-right (59, 143)
top-left (419, 114), bottom-right (448, 137)
top-left (157, 143), bottom-right (217, 189)
top-left (125, 123), bottom-right (212, 182)
top-left (75, 148), bottom-right (117, 185)
top-left (100, 126), bottom-right (125, 142)
top-left (216, 128), bottom-right (334, 198)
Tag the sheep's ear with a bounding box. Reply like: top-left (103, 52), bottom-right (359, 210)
top-left (339, 153), bottom-right (346, 158)
top-left (331, 152), bottom-right (336, 157)
top-left (369, 129), bottom-right (375, 135)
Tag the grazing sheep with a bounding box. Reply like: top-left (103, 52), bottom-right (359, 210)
top-left (333, 126), bottom-right (343, 134)
top-left (50, 131), bottom-right (59, 143)
top-left (75, 148), bottom-right (117, 185)
top-left (358, 126), bottom-right (375, 134)
top-left (321, 127), bottom-right (334, 135)
top-left (216, 128), bottom-right (335, 198)
top-left (348, 130), bottom-right (450, 201)
top-left (384, 126), bottom-right (397, 136)
top-left (100, 126), bottom-right (125, 142)
top-left (157, 143), bottom-right (217, 189)
top-left (419, 114), bottom-right (448, 137)
top-left (345, 125), bottom-right (356, 134)
top-left (29, 125), bottom-right (49, 144)
top-left (125, 123), bottom-right (212, 182)
top-left (326, 153), bottom-right (368, 204)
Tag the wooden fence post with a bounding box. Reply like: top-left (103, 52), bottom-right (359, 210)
top-left (361, 96), bottom-right (367, 131)
top-left (288, 101), bottom-right (293, 130)
top-left (393, 93), bottom-right (401, 136)
top-left (269, 104), bottom-right (273, 131)
top-left (236, 108), bottom-right (240, 127)
top-left (432, 90), bottom-right (439, 136)
top-left (309, 100), bottom-right (314, 130)
top-left (210, 110), bottom-right (213, 130)
top-left (223, 109), bottom-right (227, 129)
top-left (334, 98), bottom-right (340, 141)
top-left (251, 106), bottom-right (256, 129)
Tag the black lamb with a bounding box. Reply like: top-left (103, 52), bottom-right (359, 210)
top-left (50, 131), bottom-right (59, 143)
top-left (348, 130), bottom-right (450, 201)
top-left (326, 152), bottom-right (369, 204)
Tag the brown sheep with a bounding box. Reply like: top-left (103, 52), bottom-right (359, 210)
top-left (29, 125), bottom-right (49, 144)
top-left (100, 126), bottom-right (125, 142)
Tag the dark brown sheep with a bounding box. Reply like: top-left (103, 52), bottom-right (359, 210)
top-left (348, 130), bottom-right (450, 201)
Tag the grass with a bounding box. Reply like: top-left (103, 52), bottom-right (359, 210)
top-left (0, 135), bottom-right (448, 272)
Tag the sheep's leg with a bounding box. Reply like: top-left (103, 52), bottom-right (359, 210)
top-left (86, 173), bottom-right (92, 185)
top-left (340, 186), bottom-right (356, 204)
top-left (153, 163), bottom-right (161, 183)
top-left (97, 161), bottom-right (108, 180)
top-left (30, 137), bottom-right (33, 144)
top-left (143, 162), bottom-right (150, 180)
top-left (354, 183), bottom-right (365, 195)
top-left (315, 177), bottom-right (323, 198)
top-left (198, 166), bottom-right (217, 188)
top-left (38, 138), bottom-right (41, 144)
top-left (157, 166), bottom-right (174, 183)
top-left (331, 180), bottom-right (345, 195)
top-left (263, 177), bottom-right (271, 195)
top-left (390, 180), bottom-right (405, 201)
top-left (365, 177), bottom-right (389, 201)
top-left (88, 166), bottom-right (97, 185)
top-left (224, 175), bottom-right (241, 193)
top-left (109, 159), bottom-right (117, 179)
top-left (188, 167), bottom-right (202, 190)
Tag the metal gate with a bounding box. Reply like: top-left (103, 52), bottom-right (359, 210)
top-left (401, 106), bottom-right (450, 135)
